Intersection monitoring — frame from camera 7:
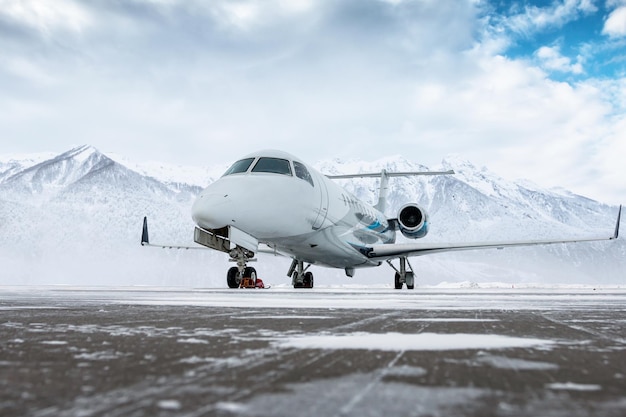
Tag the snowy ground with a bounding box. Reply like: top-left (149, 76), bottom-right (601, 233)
top-left (1, 286), bottom-right (626, 416)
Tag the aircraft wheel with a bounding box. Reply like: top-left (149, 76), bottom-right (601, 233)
top-left (227, 267), bottom-right (241, 289)
top-left (303, 272), bottom-right (314, 288)
top-left (394, 272), bottom-right (403, 290)
top-left (293, 271), bottom-right (303, 288)
top-left (244, 267), bottom-right (257, 283)
top-left (406, 272), bottom-right (415, 290)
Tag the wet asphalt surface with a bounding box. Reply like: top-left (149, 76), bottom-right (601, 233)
top-left (1, 287), bottom-right (625, 417)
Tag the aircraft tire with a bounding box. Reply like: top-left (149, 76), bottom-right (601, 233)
top-left (292, 271), bottom-right (302, 288)
top-left (394, 272), bottom-right (403, 290)
top-left (244, 267), bottom-right (257, 283)
top-left (406, 272), bottom-right (415, 290)
top-left (244, 267), bottom-right (256, 279)
top-left (227, 267), bottom-right (240, 289)
top-left (303, 272), bottom-right (314, 288)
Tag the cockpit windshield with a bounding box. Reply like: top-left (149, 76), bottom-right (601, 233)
top-left (294, 161), bottom-right (314, 186)
top-left (251, 158), bottom-right (292, 175)
top-left (222, 158), bottom-right (255, 176)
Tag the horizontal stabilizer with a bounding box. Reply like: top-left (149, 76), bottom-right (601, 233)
top-left (327, 170), bottom-right (454, 179)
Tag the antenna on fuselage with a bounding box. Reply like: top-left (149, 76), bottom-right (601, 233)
top-left (326, 169), bottom-right (455, 213)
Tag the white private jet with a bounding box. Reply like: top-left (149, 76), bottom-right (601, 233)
top-left (142, 149), bottom-right (621, 289)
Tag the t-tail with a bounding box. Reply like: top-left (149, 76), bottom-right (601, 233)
top-left (327, 169), bottom-right (455, 214)
top-left (327, 168), bottom-right (455, 240)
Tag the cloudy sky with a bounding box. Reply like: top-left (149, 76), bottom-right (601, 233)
top-left (1, 0), bottom-right (625, 204)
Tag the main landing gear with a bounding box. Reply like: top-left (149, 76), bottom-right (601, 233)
top-left (288, 259), bottom-right (314, 289)
top-left (226, 247), bottom-right (257, 289)
top-left (387, 257), bottom-right (415, 290)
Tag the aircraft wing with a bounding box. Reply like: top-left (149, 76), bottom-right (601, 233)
top-left (365, 206), bottom-right (621, 260)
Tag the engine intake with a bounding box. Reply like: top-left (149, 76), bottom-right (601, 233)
top-left (397, 203), bottom-right (429, 239)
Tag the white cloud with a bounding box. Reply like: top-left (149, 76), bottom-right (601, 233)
top-left (535, 46), bottom-right (584, 74)
top-left (405, 48), bottom-right (612, 197)
top-left (0, 0), bottom-right (92, 35)
top-left (606, 0), bottom-right (626, 8)
top-left (2, 56), bottom-right (57, 85)
top-left (189, 0), bottom-right (322, 32)
top-left (217, 1), bottom-right (263, 30)
top-left (603, 6), bottom-right (626, 38)
top-left (278, 0), bottom-right (315, 14)
top-left (504, 0), bottom-right (597, 35)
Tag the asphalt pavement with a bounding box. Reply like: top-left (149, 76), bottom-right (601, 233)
top-left (1, 286), bottom-right (625, 416)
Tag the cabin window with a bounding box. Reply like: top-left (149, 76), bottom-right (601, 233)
top-left (223, 158), bottom-right (255, 176)
top-left (294, 161), bottom-right (314, 187)
top-left (251, 158), bottom-right (292, 175)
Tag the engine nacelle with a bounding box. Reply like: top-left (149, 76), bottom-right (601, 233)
top-left (397, 203), bottom-right (429, 239)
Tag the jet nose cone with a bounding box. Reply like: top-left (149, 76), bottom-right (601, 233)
top-left (192, 192), bottom-right (232, 230)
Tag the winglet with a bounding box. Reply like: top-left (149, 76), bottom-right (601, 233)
top-left (613, 205), bottom-right (621, 240)
top-left (141, 216), bottom-right (150, 246)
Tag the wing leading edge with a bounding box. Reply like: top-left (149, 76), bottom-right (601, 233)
top-left (365, 205), bottom-right (622, 260)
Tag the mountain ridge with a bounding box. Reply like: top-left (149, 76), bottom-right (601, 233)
top-left (0, 145), bottom-right (623, 287)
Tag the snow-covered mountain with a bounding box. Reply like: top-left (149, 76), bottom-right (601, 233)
top-left (0, 151), bottom-right (56, 183)
top-left (0, 145), bottom-right (623, 287)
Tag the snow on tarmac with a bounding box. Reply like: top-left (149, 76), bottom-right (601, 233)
top-left (4, 284), bottom-right (624, 311)
top-left (277, 332), bottom-right (554, 351)
top-left (546, 382), bottom-right (603, 391)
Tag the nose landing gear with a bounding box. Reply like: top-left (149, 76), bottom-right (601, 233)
top-left (226, 247), bottom-right (257, 288)
top-left (226, 266), bottom-right (258, 288)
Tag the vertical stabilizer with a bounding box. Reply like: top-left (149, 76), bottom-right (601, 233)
top-left (374, 170), bottom-right (390, 213)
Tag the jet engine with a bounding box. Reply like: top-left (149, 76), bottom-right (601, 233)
top-left (397, 203), bottom-right (429, 239)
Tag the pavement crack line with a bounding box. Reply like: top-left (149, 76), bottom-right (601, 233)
top-left (335, 350), bottom-right (405, 417)
top-left (183, 310), bottom-right (408, 417)
top-left (540, 312), bottom-right (626, 345)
